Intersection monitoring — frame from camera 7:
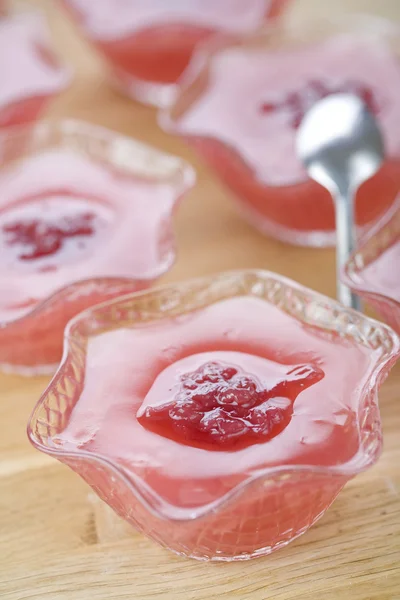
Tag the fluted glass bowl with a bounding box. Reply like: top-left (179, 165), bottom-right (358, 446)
top-left (160, 13), bottom-right (400, 246)
top-left (0, 119), bottom-right (195, 375)
top-left (28, 270), bottom-right (400, 561)
top-left (61, 0), bottom-right (291, 108)
top-left (343, 204), bottom-right (400, 334)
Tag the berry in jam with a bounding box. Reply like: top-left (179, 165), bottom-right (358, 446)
top-left (138, 359), bottom-right (324, 449)
top-left (3, 211), bottom-right (96, 261)
top-left (260, 79), bottom-right (380, 129)
top-left (0, 194), bottom-right (110, 273)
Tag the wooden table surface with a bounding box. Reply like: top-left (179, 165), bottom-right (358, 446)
top-left (1, 1), bottom-right (400, 598)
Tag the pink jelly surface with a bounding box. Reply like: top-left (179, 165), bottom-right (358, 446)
top-left (0, 150), bottom-right (179, 325)
top-left (0, 14), bottom-right (69, 127)
top-left (55, 296), bottom-right (379, 515)
top-left (64, 0), bottom-right (282, 85)
top-left (166, 35), bottom-right (400, 234)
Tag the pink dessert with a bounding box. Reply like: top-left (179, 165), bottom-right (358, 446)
top-left (62, 0), bottom-right (290, 107)
top-left (28, 271), bottom-right (400, 560)
top-left (0, 12), bottom-right (71, 128)
top-left (161, 16), bottom-right (400, 246)
top-left (0, 120), bottom-right (194, 374)
top-left (343, 204), bottom-right (400, 333)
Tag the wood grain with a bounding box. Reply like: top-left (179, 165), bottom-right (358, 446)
top-left (1, 1), bottom-right (399, 598)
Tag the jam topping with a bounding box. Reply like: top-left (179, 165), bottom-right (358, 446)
top-left (0, 194), bottom-right (113, 271)
top-left (260, 79), bottom-right (380, 129)
top-left (138, 360), bottom-right (324, 450)
top-left (2, 212), bottom-right (96, 260)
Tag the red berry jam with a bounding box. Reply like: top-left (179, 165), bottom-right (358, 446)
top-left (3, 211), bottom-right (96, 261)
top-left (260, 79), bottom-right (379, 129)
top-left (138, 359), bottom-right (324, 450)
top-left (0, 194), bottom-right (112, 274)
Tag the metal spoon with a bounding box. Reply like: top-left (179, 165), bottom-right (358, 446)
top-left (296, 93), bottom-right (384, 310)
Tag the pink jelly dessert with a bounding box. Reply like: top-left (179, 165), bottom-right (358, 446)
top-left (62, 0), bottom-right (290, 107)
top-left (0, 120), bottom-right (194, 374)
top-left (0, 11), bottom-right (71, 128)
top-left (161, 15), bottom-right (400, 246)
top-left (343, 204), bottom-right (400, 333)
top-left (28, 271), bottom-right (400, 560)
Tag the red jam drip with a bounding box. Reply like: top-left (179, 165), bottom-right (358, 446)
top-left (139, 360), bottom-right (324, 450)
top-left (260, 79), bottom-right (380, 129)
top-left (2, 212), bottom-right (95, 260)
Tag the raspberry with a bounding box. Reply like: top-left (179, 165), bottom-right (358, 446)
top-left (2, 212), bottom-right (95, 260)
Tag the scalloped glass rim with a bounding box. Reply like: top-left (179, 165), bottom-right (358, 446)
top-left (27, 269), bottom-right (400, 523)
top-left (0, 9), bottom-right (73, 110)
top-left (342, 203), bottom-right (400, 327)
top-left (0, 118), bottom-right (196, 340)
top-left (160, 11), bottom-right (400, 188)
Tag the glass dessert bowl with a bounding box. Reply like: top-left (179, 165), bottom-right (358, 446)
top-left (0, 119), bottom-right (195, 374)
top-left (61, 0), bottom-right (291, 108)
top-left (161, 13), bottom-right (400, 246)
top-left (343, 203), bottom-right (400, 334)
top-left (27, 270), bottom-right (400, 561)
top-left (0, 11), bottom-right (72, 128)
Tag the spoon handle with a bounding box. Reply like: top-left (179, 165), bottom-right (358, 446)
top-left (334, 189), bottom-right (362, 311)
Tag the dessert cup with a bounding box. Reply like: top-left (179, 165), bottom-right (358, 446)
top-left (28, 270), bottom-right (400, 560)
top-left (0, 119), bottom-right (195, 374)
top-left (161, 14), bottom-right (400, 246)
